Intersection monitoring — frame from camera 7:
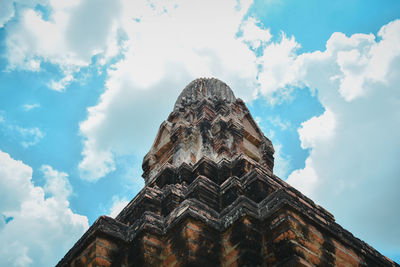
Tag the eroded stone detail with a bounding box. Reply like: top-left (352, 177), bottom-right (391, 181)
top-left (143, 78), bottom-right (274, 184)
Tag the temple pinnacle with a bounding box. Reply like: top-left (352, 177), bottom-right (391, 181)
top-left (174, 78), bottom-right (236, 111)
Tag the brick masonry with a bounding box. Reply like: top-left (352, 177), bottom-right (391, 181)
top-left (57, 78), bottom-right (398, 266)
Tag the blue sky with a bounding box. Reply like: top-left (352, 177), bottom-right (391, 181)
top-left (0, 0), bottom-right (399, 265)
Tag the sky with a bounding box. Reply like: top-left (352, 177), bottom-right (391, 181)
top-left (0, 0), bottom-right (399, 265)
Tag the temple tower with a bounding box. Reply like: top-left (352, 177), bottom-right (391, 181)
top-left (58, 78), bottom-right (398, 266)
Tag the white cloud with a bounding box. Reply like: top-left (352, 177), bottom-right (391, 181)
top-left (0, 0), bottom-right (15, 28)
top-left (78, 0), bottom-right (261, 180)
top-left (0, 151), bottom-right (33, 213)
top-left (0, 0), bottom-right (48, 28)
top-left (78, 139), bottom-right (116, 181)
top-left (47, 73), bottom-right (74, 92)
top-left (41, 165), bottom-right (72, 200)
top-left (258, 32), bottom-right (301, 100)
top-left (22, 103), bottom-right (40, 111)
top-left (108, 196), bottom-right (129, 218)
top-left (15, 126), bottom-right (44, 148)
top-left (5, 0), bottom-right (122, 90)
top-left (286, 158), bottom-right (318, 196)
top-left (268, 115), bottom-right (292, 131)
top-left (239, 17), bottom-right (272, 49)
top-left (286, 20), bottom-right (400, 253)
top-left (0, 116), bottom-right (44, 148)
top-left (272, 142), bottom-right (291, 178)
top-left (297, 108), bottom-right (335, 149)
top-left (0, 150), bottom-right (88, 266)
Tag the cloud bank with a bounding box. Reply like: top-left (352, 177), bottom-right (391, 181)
top-left (285, 20), bottom-right (400, 253)
top-left (0, 151), bottom-right (88, 266)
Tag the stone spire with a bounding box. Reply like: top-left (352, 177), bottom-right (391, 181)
top-left (57, 78), bottom-right (398, 267)
top-left (142, 77), bottom-right (274, 184)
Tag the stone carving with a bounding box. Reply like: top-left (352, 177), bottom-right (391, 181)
top-left (143, 78), bottom-right (274, 184)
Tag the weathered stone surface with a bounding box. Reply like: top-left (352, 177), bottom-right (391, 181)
top-left (174, 78), bottom-right (236, 111)
top-left (143, 78), bottom-right (274, 184)
top-left (58, 78), bottom-right (398, 267)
